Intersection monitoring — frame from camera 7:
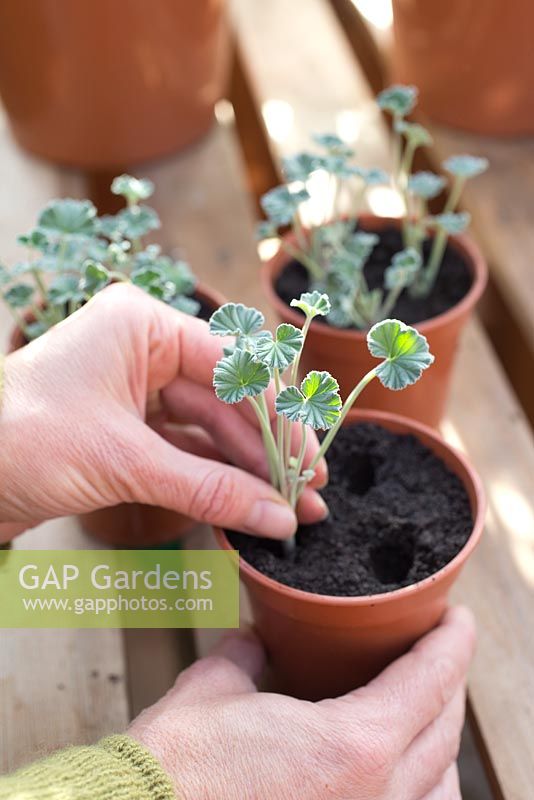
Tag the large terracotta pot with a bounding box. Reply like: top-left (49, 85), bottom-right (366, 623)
top-left (263, 216), bottom-right (487, 429)
top-left (8, 284), bottom-right (225, 547)
top-left (0, 0), bottom-right (230, 168)
top-left (215, 410), bottom-right (485, 700)
top-left (392, 0), bottom-right (534, 136)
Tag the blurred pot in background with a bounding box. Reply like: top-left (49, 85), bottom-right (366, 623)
top-left (0, 0), bottom-right (230, 168)
top-left (392, 0), bottom-right (534, 136)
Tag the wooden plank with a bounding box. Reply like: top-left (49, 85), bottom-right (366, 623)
top-left (231, 1), bottom-right (534, 797)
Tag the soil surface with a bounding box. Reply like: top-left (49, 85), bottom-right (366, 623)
top-left (275, 225), bottom-right (472, 327)
top-left (195, 293), bottom-right (217, 321)
top-left (228, 423), bottom-right (473, 596)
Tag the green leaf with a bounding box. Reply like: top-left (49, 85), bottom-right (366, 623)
top-left (107, 241), bottom-right (131, 266)
top-left (260, 185), bottom-right (309, 226)
top-left (443, 155), bottom-right (489, 179)
top-left (290, 290), bottom-right (331, 318)
top-left (408, 171), bottom-right (446, 199)
top-left (213, 349), bottom-right (271, 404)
top-left (25, 320), bottom-right (48, 340)
top-left (367, 319), bottom-right (434, 390)
top-left (0, 263), bottom-right (10, 286)
top-left (131, 266), bottom-right (163, 289)
top-left (209, 302), bottom-right (264, 338)
top-left (344, 231), bottom-right (379, 262)
top-left (115, 205), bottom-right (161, 238)
top-left (315, 154), bottom-right (355, 179)
top-left (384, 248), bottom-right (422, 290)
top-left (377, 85), bottom-right (418, 117)
top-left (275, 371), bottom-right (342, 429)
top-left (96, 214), bottom-right (124, 240)
top-left (3, 283), bottom-right (34, 308)
top-left (168, 294), bottom-right (201, 316)
top-left (38, 199), bottom-right (97, 237)
top-left (256, 221), bottom-right (278, 240)
top-left (47, 274), bottom-right (84, 306)
top-left (17, 228), bottom-right (50, 250)
top-left (111, 174), bottom-right (155, 204)
top-left (353, 166), bottom-right (389, 185)
top-left (81, 260), bottom-right (111, 295)
top-left (395, 120), bottom-right (432, 147)
top-left (312, 133), bottom-right (354, 157)
top-left (253, 323), bottom-right (304, 370)
top-left (430, 211), bottom-right (471, 234)
top-left (282, 152), bottom-right (318, 182)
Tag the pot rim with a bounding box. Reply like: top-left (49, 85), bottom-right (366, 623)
top-left (215, 408), bottom-right (486, 606)
top-left (261, 214), bottom-right (488, 340)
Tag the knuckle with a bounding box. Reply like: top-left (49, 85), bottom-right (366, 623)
top-left (189, 468), bottom-right (237, 522)
top-left (434, 655), bottom-right (461, 707)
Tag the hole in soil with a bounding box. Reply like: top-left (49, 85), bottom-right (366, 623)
top-left (345, 453), bottom-right (376, 496)
top-left (370, 530), bottom-right (415, 585)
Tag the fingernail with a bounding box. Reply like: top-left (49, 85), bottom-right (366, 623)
top-left (244, 500), bottom-right (297, 539)
top-left (310, 494), bottom-right (329, 520)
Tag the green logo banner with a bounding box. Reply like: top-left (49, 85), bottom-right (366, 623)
top-left (0, 550), bottom-right (239, 628)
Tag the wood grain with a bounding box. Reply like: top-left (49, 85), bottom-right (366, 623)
top-left (230, 1), bottom-right (534, 796)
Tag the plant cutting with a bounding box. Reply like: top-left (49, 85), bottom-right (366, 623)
top-left (259, 85), bottom-right (488, 427)
top-left (0, 174), bottom-right (211, 343)
top-left (2, 174), bottom-right (226, 548)
top-left (209, 293), bottom-right (485, 700)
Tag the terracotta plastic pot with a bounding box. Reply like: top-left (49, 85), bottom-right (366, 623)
top-left (8, 283), bottom-right (225, 547)
top-left (0, 0), bottom-right (230, 168)
top-left (262, 216), bottom-right (487, 429)
top-left (392, 0), bottom-right (534, 136)
top-left (215, 410), bottom-right (485, 700)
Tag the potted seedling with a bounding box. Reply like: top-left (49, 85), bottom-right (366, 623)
top-left (209, 293), bottom-right (484, 700)
top-left (259, 85), bottom-right (488, 427)
top-left (1, 174), bottom-right (226, 547)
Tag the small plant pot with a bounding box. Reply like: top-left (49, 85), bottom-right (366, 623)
top-left (0, 0), bottom-right (230, 168)
top-left (8, 283), bottom-right (225, 547)
top-left (262, 215), bottom-right (487, 429)
top-left (392, 0), bottom-right (534, 136)
top-left (215, 410), bottom-right (485, 700)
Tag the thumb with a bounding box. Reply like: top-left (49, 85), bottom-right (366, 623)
top-left (118, 421), bottom-right (297, 540)
top-left (171, 627), bottom-right (265, 704)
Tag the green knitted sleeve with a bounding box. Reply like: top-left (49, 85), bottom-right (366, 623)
top-left (0, 734), bottom-right (175, 800)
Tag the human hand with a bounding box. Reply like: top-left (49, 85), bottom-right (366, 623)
top-left (0, 284), bottom-right (327, 542)
top-left (130, 606), bottom-right (475, 800)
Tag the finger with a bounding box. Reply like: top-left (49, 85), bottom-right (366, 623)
top-left (334, 607), bottom-right (475, 753)
top-left (119, 420), bottom-right (299, 539)
top-left (395, 686), bottom-right (465, 799)
top-left (171, 626), bottom-right (264, 704)
top-left (420, 763), bottom-right (461, 800)
top-left (0, 521), bottom-right (38, 543)
top-left (154, 422), bottom-right (224, 463)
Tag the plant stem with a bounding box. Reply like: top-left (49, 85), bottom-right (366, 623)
top-left (273, 368), bottom-right (287, 497)
top-left (290, 315), bottom-right (312, 386)
top-left (248, 395), bottom-right (281, 489)
top-left (309, 367), bottom-right (378, 470)
top-left (31, 267), bottom-right (47, 305)
top-left (378, 284), bottom-right (403, 321)
top-left (281, 240), bottom-right (323, 281)
top-left (289, 427), bottom-right (307, 509)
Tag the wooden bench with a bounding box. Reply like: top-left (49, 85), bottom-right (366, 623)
top-left (230, 1), bottom-right (534, 798)
top-left (0, 4), bottom-right (533, 799)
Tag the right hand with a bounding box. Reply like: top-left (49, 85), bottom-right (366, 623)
top-left (130, 606), bottom-right (475, 799)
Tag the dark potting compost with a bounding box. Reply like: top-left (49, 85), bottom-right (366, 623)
top-left (195, 294), bottom-right (218, 322)
top-left (274, 226), bottom-right (472, 327)
top-left (228, 424), bottom-right (473, 596)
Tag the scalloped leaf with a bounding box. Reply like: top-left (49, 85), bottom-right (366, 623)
top-left (377, 84), bottom-right (418, 117)
top-left (253, 323), bottom-right (304, 370)
top-left (256, 221), bottom-right (278, 240)
top-left (3, 283), bottom-right (34, 308)
top-left (353, 166), bottom-right (390, 185)
top-left (367, 319), bottom-right (434, 390)
top-left (209, 302), bottom-right (265, 339)
top-left (169, 294), bottom-right (201, 316)
top-left (48, 275), bottom-right (84, 306)
top-left (213, 349), bottom-right (271, 404)
top-left (282, 152), bottom-right (318, 182)
top-left (114, 205), bottom-right (161, 238)
top-left (275, 370), bottom-right (342, 429)
top-left (408, 171), bottom-right (446, 199)
top-left (344, 231), bottom-right (379, 262)
top-left (312, 133), bottom-right (354, 157)
top-left (290, 290), bottom-right (331, 318)
top-left (18, 228), bottom-right (50, 251)
top-left (81, 260), bottom-right (111, 295)
top-left (430, 211), bottom-right (471, 234)
top-left (111, 174), bottom-right (154, 203)
top-left (384, 248), bottom-right (422, 290)
top-left (395, 120), bottom-right (432, 147)
top-left (443, 155), bottom-right (489, 179)
top-left (38, 199), bottom-right (97, 237)
top-left (260, 185), bottom-right (309, 226)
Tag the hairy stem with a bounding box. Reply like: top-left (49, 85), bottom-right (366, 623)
top-left (289, 427), bottom-right (307, 509)
top-left (281, 240), bottom-right (323, 282)
top-left (248, 395), bottom-right (281, 490)
top-left (273, 368), bottom-right (287, 497)
top-left (309, 368), bottom-right (378, 470)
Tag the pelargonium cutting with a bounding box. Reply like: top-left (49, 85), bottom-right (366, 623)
top-left (257, 84), bottom-right (488, 330)
top-left (0, 174), bottom-right (199, 341)
top-left (209, 290), bottom-right (434, 552)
